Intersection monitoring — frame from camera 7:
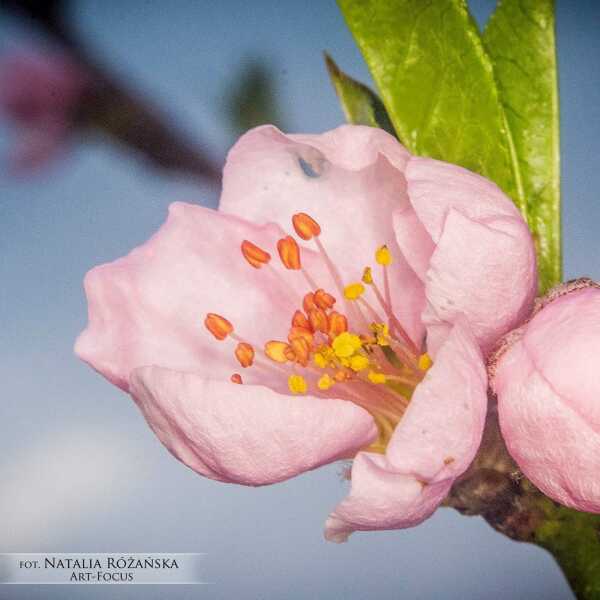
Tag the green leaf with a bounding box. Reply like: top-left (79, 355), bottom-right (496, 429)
top-left (338, 0), bottom-right (527, 218)
top-left (483, 0), bottom-right (560, 293)
top-left (224, 59), bottom-right (285, 136)
top-left (324, 52), bottom-right (396, 137)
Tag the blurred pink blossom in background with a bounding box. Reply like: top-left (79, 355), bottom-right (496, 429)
top-left (0, 48), bottom-right (89, 171)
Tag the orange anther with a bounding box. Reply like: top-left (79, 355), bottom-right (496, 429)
top-left (265, 340), bottom-right (292, 363)
top-left (328, 311), bottom-right (348, 337)
top-left (290, 337), bottom-right (310, 366)
top-left (334, 370), bottom-right (349, 382)
top-left (292, 309), bottom-right (311, 329)
top-left (288, 326), bottom-right (314, 345)
top-left (314, 289), bottom-right (336, 310)
top-left (277, 236), bottom-right (301, 270)
top-left (292, 213), bottom-right (321, 240)
top-left (234, 342), bottom-right (255, 368)
top-left (303, 292), bottom-right (317, 313)
top-left (204, 313), bottom-right (233, 340)
top-left (241, 240), bottom-right (271, 268)
top-left (308, 308), bottom-right (329, 334)
top-left (230, 373), bottom-right (243, 385)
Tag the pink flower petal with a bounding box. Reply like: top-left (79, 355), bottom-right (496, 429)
top-left (398, 157), bottom-right (537, 356)
top-left (75, 202), bottom-right (325, 392)
top-left (129, 366), bottom-right (378, 486)
top-left (405, 156), bottom-right (522, 243)
top-left (325, 321), bottom-right (487, 541)
top-left (422, 210), bottom-right (537, 357)
top-left (324, 452), bottom-right (451, 542)
top-left (392, 204), bottom-right (435, 281)
top-left (495, 337), bottom-right (600, 513)
top-left (219, 124), bottom-right (425, 345)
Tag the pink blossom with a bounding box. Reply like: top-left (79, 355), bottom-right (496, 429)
top-left (491, 279), bottom-right (600, 513)
top-left (76, 125), bottom-right (534, 538)
top-left (0, 49), bottom-right (89, 170)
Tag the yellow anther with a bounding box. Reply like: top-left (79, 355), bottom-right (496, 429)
top-left (317, 374), bottom-right (334, 390)
top-left (332, 332), bottom-right (362, 358)
top-left (344, 282), bottom-right (365, 300)
top-left (375, 245), bottom-right (393, 266)
top-left (265, 340), bottom-right (292, 363)
top-left (314, 345), bottom-right (334, 368)
top-left (418, 353), bottom-right (433, 371)
top-left (349, 354), bottom-right (370, 372)
top-left (362, 267), bottom-right (373, 284)
top-left (367, 371), bottom-right (387, 384)
top-left (370, 322), bottom-right (390, 346)
top-left (314, 353), bottom-right (328, 368)
top-left (288, 374), bottom-right (308, 394)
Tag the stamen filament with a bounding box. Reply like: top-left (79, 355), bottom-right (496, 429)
top-left (369, 279), bottom-right (419, 356)
top-left (301, 266), bottom-right (319, 291)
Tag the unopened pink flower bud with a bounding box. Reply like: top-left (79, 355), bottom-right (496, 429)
top-left (491, 278), bottom-right (600, 513)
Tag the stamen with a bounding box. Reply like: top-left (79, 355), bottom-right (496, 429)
top-left (367, 371), bottom-right (386, 384)
top-left (277, 236), bottom-right (301, 270)
top-left (314, 289), bottom-right (336, 310)
top-left (234, 342), bottom-right (255, 368)
top-left (230, 373), bottom-right (243, 384)
top-left (288, 326), bottom-right (313, 345)
top-left (367, 274), bottom-right (419, 356)
top-left (308, 308), bottom-right (329, 333)
top-left (349, 354), bottom-right (370, 372)
top-left (418, 353), bottom-right (433, 371)
top-left (288, 374), bottom-right (308, 394)
top-left (241, 240), bottom-right (271, 269)
top-left (313, 237), bottom-right (349, 301)
top-left (292, 310), bottom-right (311, 329)
top-left (301, 267), bottom-right (319, 290)
top-left (334, 370), bottom-right (349, 382)
top-left (375, 245), bottom-right (393, 266)
top-left (328, 311), bottom-right (348, 338)
top-left (362, 267), bottom-right (373, 284)
top-left (344, 282), bottom-right (365, 300)
top-left (303, 292), bottom-right (317, 313)
top-left (290, 337), bottom-right (311, 366)
top-left (317, 374), bottom-right (334, 390)
top-left (204, 313), bottom-right (234, 340)
top-left (313, 345), bottom-right (334, 368)
top-left (332, 332), bottom-right (362, 358)
top-left (265, 340), bottom-right (293, 363)
top-left (292, 212), bottom-right (321, 240)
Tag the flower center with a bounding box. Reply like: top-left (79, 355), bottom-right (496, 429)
top-left (204, 213), bottom-right (432, 453)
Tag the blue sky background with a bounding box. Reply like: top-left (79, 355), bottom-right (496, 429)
top-left (1, 1), bottom-right (599, 598)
